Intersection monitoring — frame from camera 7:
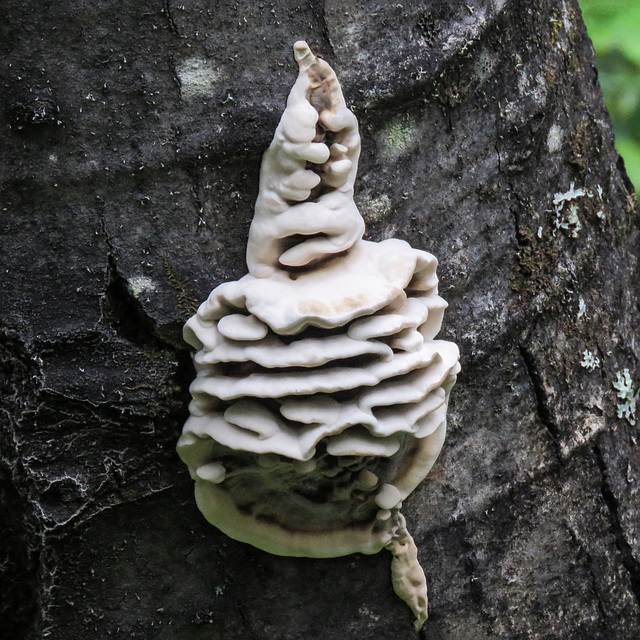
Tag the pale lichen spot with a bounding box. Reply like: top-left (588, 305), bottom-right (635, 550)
top-left (580, 349), bottom-right (599, 372)
top-left (358, 605), bottom-right (381, 622)
top-left (577, 296), bottom-right (587, 319)
top-left (379, 117), bottom-right (419, 158)
top-left (176, 58), bottom-right (222, 99)
top-left (128, 275), bottom-right (157, 298)
top-left (473, 50), bottom-right (498, 84)
top-left (361, 194), bottom-right (392, 224)
top-left (553, 183), bottom-right (586, 205)
top-left (552, 183), bottom-right (586, 237)
top-left (517, 70), bottom-right (548, 109)
top-left (613, 369), bottom-right (638, 426)
top-left (554, 202), bottom-right (581, 237)
top-left (546, 124), bottom-right (563, 153)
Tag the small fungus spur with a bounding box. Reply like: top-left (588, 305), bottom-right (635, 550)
top-left (177, 41), bottom-right (460, 630)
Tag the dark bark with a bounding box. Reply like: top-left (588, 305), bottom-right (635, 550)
top-left (1, 0), bottom-right (639, 638)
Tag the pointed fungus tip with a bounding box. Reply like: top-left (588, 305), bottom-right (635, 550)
top-left (293, 40), bottom-right (315, 70)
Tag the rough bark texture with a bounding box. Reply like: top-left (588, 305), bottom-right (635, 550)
top-left (1, 1), bottom-right (639, 638)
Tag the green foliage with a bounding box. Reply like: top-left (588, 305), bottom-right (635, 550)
top-left (580, 0), bottom-right (640, 191)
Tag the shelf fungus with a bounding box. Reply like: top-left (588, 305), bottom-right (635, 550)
top-left (178, 41), bottom-right (460, 630)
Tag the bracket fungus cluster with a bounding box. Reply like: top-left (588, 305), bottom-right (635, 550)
top-left (178, 41), bottom-right (460, 630)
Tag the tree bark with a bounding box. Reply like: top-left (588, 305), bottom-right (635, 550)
top-left (1, 0), bottom-right (639, 638)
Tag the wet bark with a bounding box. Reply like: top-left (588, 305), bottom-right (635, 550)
top-left (1, 1), bottom-right (639, 638)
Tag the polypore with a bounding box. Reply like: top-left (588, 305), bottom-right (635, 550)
top-left (177, 41), bottom-right (460, 630)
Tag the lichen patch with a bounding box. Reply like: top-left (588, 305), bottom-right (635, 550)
top-left (613, 369), bottom-right (638, 426)
top-left (379, 117), bottom-right (419, 158)
top-left (176, 58), bottom-right (222, 99)
top-left (547, 124), bottom-right (563, 153)
top-left (127, 275), bottom-right (156, 298)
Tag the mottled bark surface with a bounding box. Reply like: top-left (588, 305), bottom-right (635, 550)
top-left (1, 1), bottom-right (638, 638)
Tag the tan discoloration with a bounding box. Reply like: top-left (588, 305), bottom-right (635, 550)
top-left (298, 292), bottom-right (371, 316)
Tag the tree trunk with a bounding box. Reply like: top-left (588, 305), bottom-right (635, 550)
top-left (1, 1), bottom-right (639, 638)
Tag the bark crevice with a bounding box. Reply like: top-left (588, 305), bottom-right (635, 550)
top-left (518, 342), bottom-right (564, 462)
top-left (593, 442), bottom-right (640, 610)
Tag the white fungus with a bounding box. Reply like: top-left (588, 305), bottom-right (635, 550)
top-left (177, 41), bottom-right (460, 629)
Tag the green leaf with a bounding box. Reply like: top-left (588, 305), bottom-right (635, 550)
top-left (581, 1), bottom-right (640, 60)
top-left (608, 13), bottom-right (640, 66)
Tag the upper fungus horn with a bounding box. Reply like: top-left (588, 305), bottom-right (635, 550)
top-left (178, 41), bottom-right (461, 631)
top-left (247, 41), bottom-right (364, 278)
